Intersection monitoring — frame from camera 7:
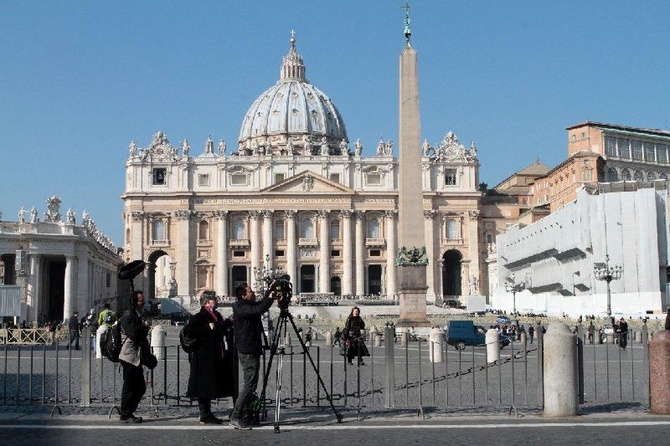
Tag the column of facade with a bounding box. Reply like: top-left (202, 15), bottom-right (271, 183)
top-left (285, 210), bottom-right (297, 284)
top-left (249, 211), bottom-right (261, 275)
top-left (467, 210), bottom-right (481, 295)
top-left (354, 211), bottom-right (365, 296)
top-left (175, 210), bottom-right (192, 298)
top-left (385, 210), bottom-right (397, 297)
top-left (63, 254), bottom-right (76, 320)
top-left (318, 210), bottom-right (330, 293)
top-left (215, 211), bottom-right (229, 296)
top-left (424, 210), bottom-right (437, 303)
top-left (262, 210), bottom-right (274, 267)
top-left (341, 210), bottom-right (353, 296)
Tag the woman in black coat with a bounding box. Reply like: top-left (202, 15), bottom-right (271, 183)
top-left (185, 293), bottom-right (235, 424)
top-left (343, 306), bottom-right (370, 365)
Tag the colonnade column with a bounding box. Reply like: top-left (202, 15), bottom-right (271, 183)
top-left (424, 210), bottom-right (436, 303)
top-left (285, 210), bottom-right (297, 285)
top-left (28, 254), bottom-right (40, 323)
top-left (63, 254), bottom-right (76, 321)
top-left (342, 210), bottom-right (353, 295)
top-left (262, 210), bottom-right (274, 267)
top-left (385, 210), bottom-right (397, 297)
top-left (215, 210), bottom-right (229, 296)
top-left (467, 210), bottom-right (481, 295)
top-left (249, 211), bottom-right (261, 275)
top-left (354, 211), bottom-right (365, 296)
top-left (318, 210), bottom-right (330, 293)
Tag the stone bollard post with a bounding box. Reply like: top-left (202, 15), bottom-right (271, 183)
top-left (607, 332), bottom-right (614, 344)
top-left (634, 330), bottom-right (641, 343)
top-left (543, 322), bottom-right (578, 417)
top-left (399, 328), bottom-right (408, 347)
top-left (486, 329), bottom-right (500, 363)
top-left (649, 330), bottom-right (670, 414)
top-left (429, 327), bottom-right (443, 363)
top-left (325, 331), bottom-right (332, 346)
top-left (95, 325), bottom-right (108, 359)
top-left (520, 331), bottom-right (527, 346)
top-left (151, 324), bottom-right (167, 360)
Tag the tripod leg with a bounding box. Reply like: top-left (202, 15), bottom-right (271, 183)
top-left (286, 312), bottom-right (342, 423)
top-left (260, 314), bottom-right (285, 421)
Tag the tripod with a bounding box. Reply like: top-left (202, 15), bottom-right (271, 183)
top-left (260, 306), bottom-right (342, 433)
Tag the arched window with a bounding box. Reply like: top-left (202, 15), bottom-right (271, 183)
top-left (330, 219), bottom-right (340, 240)
top-left (607, 167), bottom-right (619, 182)
top-left (198, 220), bottom-right (209, 240)
top-left (300, 216), bottom-right (314, 238)
top-left (153, 220), bottom-right (165, 242)
top-left (274, 220), bottom-right (285, 241)
top-left (621, 168), bottom-right (632, 181)
top-left (367, 217), bottom-right (380, 238)
top-left (633, 170), bottom-right (644, 182)
top-left (233, 217), bottom-right (245, 239)
top-left (647, 171), bottom-right (656, 181)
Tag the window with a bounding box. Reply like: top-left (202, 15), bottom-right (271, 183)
top-left (274, 220), bottom-right (285, 241)
top-left (644, 143), bottom-right (655, 162)
top-left (583, 169), bottom-right (592, 181)
top-left (445, 169), bottom-right (457, 186)
top-left (198, 221), bottom-right (209, 240)
top-left (275, 250), bottom-right (285, 257)
top-left (152, 168), bottom-right (166, 185)
top-left (621, 168), bottom-right (631, 181)
top-left (648, 171), bottom-right (656, 181)
top-left (632, 141), bottom-right (643, 160)
top-left (485, 233), bottom-right (493, 243)
top-left (300, 216), bottom-right (314, 238)
top-left (230, 173), bottom-right (248, 185)
top-left (607, 167), bottom-right (619, 182)
top-left (330, 219), bottom-right (340, 240)
top-left (633, 170), bottom-right (644, 182)
top-left (618, 139), bottom-right (630, 159)
top-left (233, 250), bottom-right (245, 257)
top-left (366, 173), bottom-right (381, 185)
top-left (329, 173), bottom-right (340, 183)
top-left (658, 145), bottom-right (668, 164)
top-left (446, 219), bottom-right (458, 240)
top-left (153, 220), bottom-right (166, 241)
top-left (106, 273), bottom-right (111, 287)
top-left (331, 249), bottom-right (341, 257)
top-left (274, 173), bottom-right (285, 184)
top-left (198, 174), bottom-right (210, 187)
top-left (367, 217), bottom-right (380, 238)
top-left (369, 249), bottom-right (381, 257)
top-left (605, 137), bottom-right (617, 156)
top-left (232, 217), bottom-right (245, 239)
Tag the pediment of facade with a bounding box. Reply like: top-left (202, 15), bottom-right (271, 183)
top-left (262, 171), bottom-right (354, 195)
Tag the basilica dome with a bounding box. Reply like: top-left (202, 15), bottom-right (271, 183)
top-left (238, 36), bottom-right (349, 156)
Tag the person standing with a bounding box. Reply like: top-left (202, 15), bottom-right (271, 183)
top-left (333, 327), bottom-right (342, 347)
top-left (68, 311), bottom-right (80, 350)
top-left (527, 324), bottom-right (535, 344)
top-left (118, 290), bottom-right (151, 423)
top-left (185, 293), bottom-right (235, 424)
top-left (230, 282), bottom-right (276, 430)
top-left (96, 303), bottom-right (116, 358)
top-left (343, 306), bottom-right (369, 366)
top-left (616, 317), bottom-right (629, 349)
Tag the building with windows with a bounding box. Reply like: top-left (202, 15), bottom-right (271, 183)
top-left (121, 36), bottom-right (484, 304)
top-left (0, 198), bottom-right (121, 325)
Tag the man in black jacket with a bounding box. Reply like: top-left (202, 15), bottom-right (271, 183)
top-left (230, 282), bottom-right (275, 429)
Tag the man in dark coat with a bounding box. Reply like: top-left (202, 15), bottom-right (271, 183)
top-left (185, 292), bottom-right (235, 424)
top-left (229, 282), bottom-right (276, 429)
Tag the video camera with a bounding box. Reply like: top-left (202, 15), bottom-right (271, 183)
top-left (265, 274), bottom-right (293, 310)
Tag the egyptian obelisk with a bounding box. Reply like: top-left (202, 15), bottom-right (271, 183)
top-left (396, 3), bottom-right (429, 327)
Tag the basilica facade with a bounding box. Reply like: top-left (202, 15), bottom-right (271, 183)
top-left (121, 37), bottom-right (484, 304)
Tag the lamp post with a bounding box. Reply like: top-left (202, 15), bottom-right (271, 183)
top-left (505, 273), bottom-right (525, 316)
top-left (252, 254), bottom-right (282, 295)
top-left (593, 255), bottom-right (622, 318)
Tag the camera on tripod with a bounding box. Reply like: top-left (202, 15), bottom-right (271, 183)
top-left (264, 273), bottom-right (292, 310)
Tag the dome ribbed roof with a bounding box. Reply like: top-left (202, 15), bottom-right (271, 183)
top-left (238, 36), bottom-right (348, 156)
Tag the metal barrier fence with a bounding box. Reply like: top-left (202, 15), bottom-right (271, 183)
top-left (0, 324), bottom-right (650, 417)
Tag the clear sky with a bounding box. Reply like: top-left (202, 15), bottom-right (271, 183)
top-left (2, 1), bottom-right (669, 246)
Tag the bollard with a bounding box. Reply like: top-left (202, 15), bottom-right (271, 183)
top-left (634, 330), bottom-right (641, 343)
top-left (543, 322), bottom-right (578, 417)
top-left (649, 330), bottom-right (670, 414)
top-left (520, 331), bottom-right (527, 346)
top-left (374, 332), bottom-right (382, 347)
top-left (486, 329), bottom-right (500, 363)
top-left (95, 325), bottom-right (108, 359)
top-left (607, 332), bottom-right (614, 344)
top-left (150, 325), bottom-right (166, 360)
top-left (325, 331), bottom-right (332, 346)
top-left (429, 327), bottom-right (443, 363)
top-left (399, 329), bottom-right (408, 347)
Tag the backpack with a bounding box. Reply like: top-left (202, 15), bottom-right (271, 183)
top-left (179, 318), bottom-right (199, 354)
top-left (103, 310), bottom-right (115, 324)
top-left (100, 322), bottom-right (123, 362)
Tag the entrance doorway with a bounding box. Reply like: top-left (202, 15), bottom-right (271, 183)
top-left (231, 265), bottom-right (247, 295)
top-left (368, 265), bottom-right (382, 295)
top-left (300, 265), bottom-right (315, 293)
top-left (441, 250), bottom-right (462, 298)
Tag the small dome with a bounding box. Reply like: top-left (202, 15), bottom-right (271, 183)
top-left (238, 35), bottom-right (348, 156)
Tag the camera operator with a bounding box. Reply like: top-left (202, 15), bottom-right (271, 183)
top-left (230, 282), bottom-right (276, 430)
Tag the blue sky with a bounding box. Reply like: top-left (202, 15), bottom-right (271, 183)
top-left (2, 1), bottom-right (669, 246)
